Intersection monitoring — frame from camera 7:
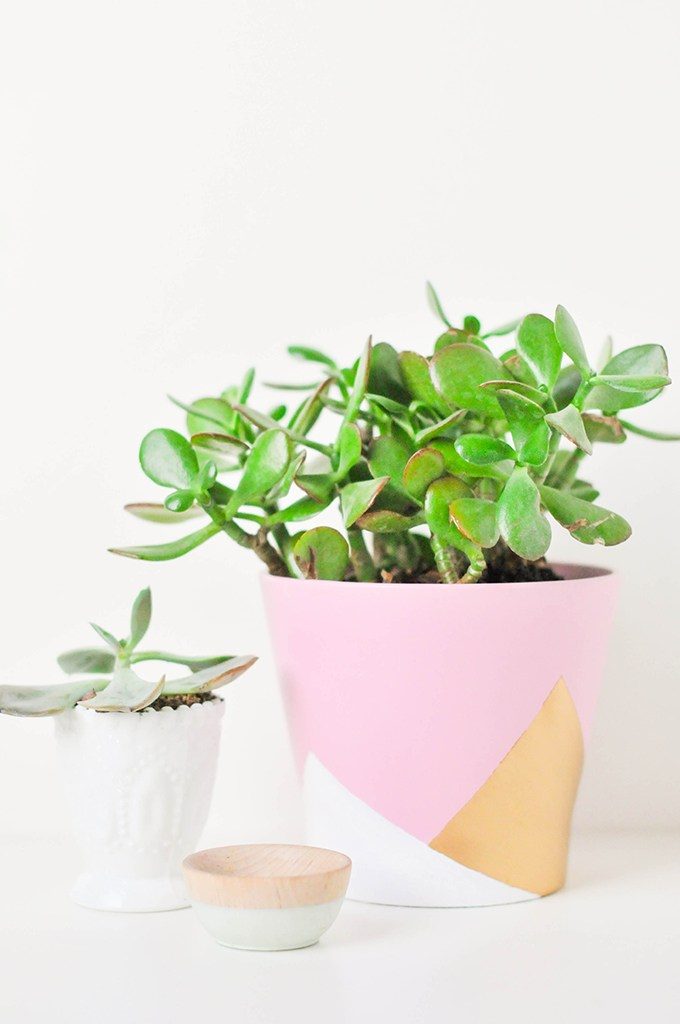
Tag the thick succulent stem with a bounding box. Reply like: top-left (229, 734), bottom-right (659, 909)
top-left (431, 535), bottom-right (459, 583)
top-left (271, 523), bottom-right (300, 577)
top-left (347, 528), bottom-right (378, 581)
top-left (202, 503), bottom-right (288, 576)
top-left (459, 547), bottom-right (486, 584)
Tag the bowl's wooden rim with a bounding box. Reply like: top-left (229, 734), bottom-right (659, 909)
top-left (183, 843), bottom-right (352, 909)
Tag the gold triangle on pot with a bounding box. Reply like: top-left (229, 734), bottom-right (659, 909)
top-left (429, 678), bottom-right (584, 896)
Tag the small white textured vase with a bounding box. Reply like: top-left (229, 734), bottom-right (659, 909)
top-left (54, 699), bottom-right (224, 912)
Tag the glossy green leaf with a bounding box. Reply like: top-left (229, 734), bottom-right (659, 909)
top-left (190, 432), bottom-right (248, 457)
top-left (518, 419), bottom-right (551, 466)
top-left (355, 509), bottom-right (425, 533)
top-left (295, 472), bottom-right (336, 503)
top-left (586, 344), bottom-right (669, 412)
top-left (165, 490), bottom-right (195, 513)
top-left (496, 388), bottom-right (545, 454)
top-left (185, 397), bottom-right (234, 436)
top-left (80, 662), bottom-right (164, 712)
top-left (0, 679), bottom-right (107, 717)
top-left (594, 373), bottom-right (670, 393)
top-left (582, 414), bottom-right (626, 445)
top-left (434, 328), bottom-right (475, 353)
top-left (333, 422), bottom-right (363, 480)
top-left (109, 521), bottom-right (221, 561)
top-left (455, 434), bottom-right (516, 466)
top-left (402, 447), bottom-right (446, 502)
top-left (124, 502), bottom-right (205, 524)
top-left (539, 485), bottom-right (631, 546)
top-left (288, 345), bottom-right (338, 370)
top-left (449, 497), bottom-right (499, 547)
top-left (128, 588), bottom-right (152, 651)
top-left (238, 367), bottom-right (256, 404)
top-left (463, 315), bottom-right (481, 335)
top-left (426, 281), bottom-right (452, 328)
top-left (428, 437), bottom-right (510, 480)
top-left (224, 429), bottom-right (289, 516)
top-left (267, 451), bottom-right (306, 501)
top-left (340, 477), bottom-right (390, 527)
top-left (570, 480), bottom-right (600, 501)
top-left (139, 429), bottom-right (199, 489)
top-left (414, 410), bottom-right (466, 445)
top-left (57, 648), bottom-right (116, 675)
top-left (424, 476), bottom-right (472, 544)
top-left (554, 305), bottom-right (591, 377)
top-left (130, 651), bottom-right (235, 672)
top-left (367, 435), bottom-right (413, 486)
top-left (497, 467), bottom-right (551, 560)
top-left (293, 527), bottom-right (350, 580)
top-left (266, 494), bottom-right (332, 525)
top-left (162, 655), bottom-right (257, 696)
top-left (545, 404), bottom-right (593, 455)
top-left (479, 379), bottom-right (549, 405)
top-left (344, 337), bottom-right (372, 424)
top-left (399, 351), bottom-right (446, 411)
top-left (517, 314), bottom-right (562, 390)
top-left (90, 623), bottom-right (120, 652)
top-left (481, 318), bottom-right (521, 339)
top-left (553, 365), bottom-right (582, 410)
top-left (368, 342), bottom-right (410, 403)
top-left (617, 419), bottom-right (680, 441)
top-left (502, 350), bottom-right (538, 387)
top-left (288, 378), bottom-right (333, 435)
top-left (430, 344), bottom-right (511, 416)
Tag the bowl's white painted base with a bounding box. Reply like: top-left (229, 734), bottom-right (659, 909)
top-left (191, 898), bottom-right (345, 950)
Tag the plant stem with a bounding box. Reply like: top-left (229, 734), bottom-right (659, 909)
top-left (431, 535), bottom-right (459, 583)
top-left (271, 522), bottom-right (300, 577)
top-left (347, 528), bottom-right (378, 581)
top-left (459, 547), bottom-right (486, 584)
top-left (201, 502), bottom-right (289, 576)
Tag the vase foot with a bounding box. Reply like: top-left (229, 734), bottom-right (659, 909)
top-left (70, 873), bottom-right (190, 912)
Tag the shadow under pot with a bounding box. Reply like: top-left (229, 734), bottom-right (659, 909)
top-left (54, 698), bottom-right (224, 912)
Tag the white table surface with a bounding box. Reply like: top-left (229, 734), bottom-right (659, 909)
top-left (1, 832), bottom-right (678, 1023)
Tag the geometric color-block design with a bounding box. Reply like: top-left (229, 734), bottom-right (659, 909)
top-left (262, 565), bottom-right (618, 906)
top-left (429, 679), bottom-right (584, 895)
top-left (304, 754), bottom-right (539, 907)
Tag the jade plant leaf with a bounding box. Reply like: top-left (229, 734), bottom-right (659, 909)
top-left (454, 434), bottom-right (516, 466)
top-left (414, 410), bottom-right (466, 445)
top-left (186, 397), bottom-right (235, 436)
top-left (130, 651), bottom-right (234, 672)
top-left (497, 467), bottom-right (551, 560)
top-left (424, 476), bottom-right (472, 544)
top-left (481, 318), bottom-right (521, 339)
top-left (0, 679), bottom-right (107, 717)
top-left (517, 419), bottom-right (551, 467)
top-left (58, 648), bottom-right (116, 675)
top-left (553, 365), bottom-right (582, 410)
top-left (340, 477), bottom-right (390, 527)
top-left (399, 351), bottom-right (447, 412)
top-left (539, 485), bottom-right (631, 545)
top-left (344, 337), bottom-right (372, 424)
top-left (266, 495), bottom-right (333, 525)
top-left (368, 342), bottom-right (410, 404)
top-left (333, 422), bottom-right (362, 480)
top-left (586, 345), bottom-right (670, 412)
top-left (80, 663), bottom-right (164, 712)
top-left (161, 655), bottom-right (257, 696)
top-left (554, 305), bottom-right (591, 377)
top-left (165, 490), bottom-right (196, 513)
top-left (90, 623), bottom-right (120, 652)
top-left (295, 473), bottom-right (336, 503)
top-left (367, 435), bottom-right (413, 486)
top-left (582, 414), bottom-right (626, 445)
top-left (190, 432), bottom-right (248, 458)
top-left (224, 429), bottom-right (289, 516)
top-left (430, 344), bottom-right (511, 417)
top-left (128, 588), bottom-right (152, 651)
top-left (109, 521), bottom-right (221, 561)
top-left (517, 314), bottom-right (562, 390)
top-left (449, 497), bottom-right (500, 547)
top-left (545, 404), bottom-right (593, 455)
top-left (124, 502), bottom-right (205, 524)
top-left (288, 344), bottom-right (338, 370)
top-left (293, 527), bottom-right (350, 580)
top-left (139, 429), bottom-right (199, 489)
top-left (402, 447), bottom-right (446, 502)
top-left (426, 281), bottom-right (452, 328)
top-left (355, 509), bottom-right (424, 533)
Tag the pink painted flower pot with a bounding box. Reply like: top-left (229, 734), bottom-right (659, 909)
top-left (261, 565), bottom-right (618, 907)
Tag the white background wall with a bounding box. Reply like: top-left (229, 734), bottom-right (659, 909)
top-left (1, 0), bottom-right (678, 843)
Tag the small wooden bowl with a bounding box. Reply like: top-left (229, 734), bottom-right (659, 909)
top-left (183, 844), bottom-right (351, 951)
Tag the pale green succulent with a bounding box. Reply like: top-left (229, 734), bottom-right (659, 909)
top-left (0, 588), bottom-right (256, 716)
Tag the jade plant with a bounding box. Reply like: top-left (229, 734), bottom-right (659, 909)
top-left (0, 588), bottom-right (256, 716)
top-left (112, 287), bottom-right (677, 584)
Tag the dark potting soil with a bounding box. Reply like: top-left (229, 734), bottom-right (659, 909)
top-left (148, 692), bottom-right (217, 711)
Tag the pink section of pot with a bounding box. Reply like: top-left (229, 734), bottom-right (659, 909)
top-left (261, 566), bottom-right (618, 845)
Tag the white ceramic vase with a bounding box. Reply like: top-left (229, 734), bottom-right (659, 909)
top-left (54, 698), bottom-right (224, 912)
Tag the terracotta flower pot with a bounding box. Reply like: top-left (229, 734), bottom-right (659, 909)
top-left (262, 565), bottom-right (618, 907)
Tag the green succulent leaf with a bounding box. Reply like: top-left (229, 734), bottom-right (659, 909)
top-left (162, 655), bottom-right (257, 696)
top-left (479, 379), bottom-right (549, 406)
top-left (288, 344), bottom-right (338, 370)
top-left (333, 422), bottom-right (363, 480)
top-left (449, 497), bottom-right (499, 547)
top-left (617, 419), bottom-right (680, 441)
top-left (128, 587), bottom-right (152, 651)
top-left (139, 429), bottom-right (199, 490)
top-left (267, 451), bottom-right (306, 501)
top-left (367, 434), bottom-right (413, 486)
top-left (80, 662), bottom-right (164, 712)
top-left (428, 438), bottom-right (510, 481)
top-left (344, 337), bottom-right (372, 424)
top-left (517, 314), bottom-right (562, 390)
top-left (594, 373), bottom-right (671, 393)
top-left (90, 623), bottom-right (120, 652)
top-left (165, 490), bottom-right (195, 513)
top-left (497, 467), bottom-right (551, 560)
top-left (570, 480), bottom-right (600, 501)
top-left (586, 344), bottom-right (670, 412)
top-left (424, 476), bottom-right (472, 544)
top-left (109, 521), bottom-right (221, 561)
top-left (539, 485), bottom-right (631, 546)
top-left (402, 447), bottom-right (446, 502)
top-left (368, 342), bottom-right (410, 403)
top-left (495, 388), bottom-right (546, 455)
top-left (582, 414), bottom-right (626, 445)
top-left (399, 351), bottom-right (447, 412)
top-left (545, 404), bottom-right (593, 455)
top-left (356, 509), bottom-right (425, 532)
top-left (186, 397), bottom-right (235, 436)
top-left (293, 527), bottom-right (350, 580)
top-left (224, 429), bottom-right (289, 516)
top-left (434, 328), bottom-right (478, 353)
top-left (454, 434), bottom-right (516, 466)
top-left (340, 477), bottom-right (390, 527)
top-left (426, 281), bottom-right (452, 328)
top-left (430, 344), bottom-right (511, 417)
top-left (553, 365), bottom-right (582, 410)
top-left (57, 648), bottom-right (116, 675)
top-left (287, 378), bottom-right (333, 435)
top-left (124, 502), bottom-right (205, 524)
top-left (0, 679), bottom-right (107, 717)
top-left (295, 472), bottom-right (336, 503)
top-left (481, 318), bottom-right (521, 339)
top-left (554, 305), bottom-right (591, 377)
top-left (266, 495), bottom-right (332, 525)
top-left (518, 419), bottom-right (551, 467)
top-left (414, 410), bottom-right (466, 445)
top-left (190, 432), bottom-right (248, 458)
